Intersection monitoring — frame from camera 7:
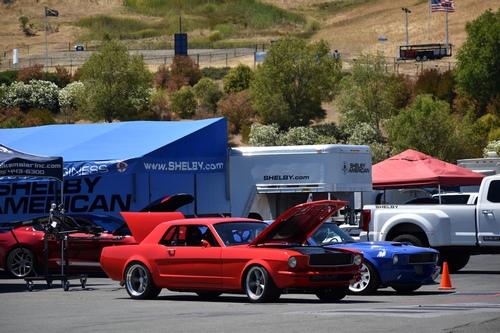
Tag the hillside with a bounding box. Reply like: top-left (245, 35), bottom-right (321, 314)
top-left (0, 0), bottom-right (498, 59)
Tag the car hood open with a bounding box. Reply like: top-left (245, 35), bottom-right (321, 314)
top-left (140, 193), bottom-right (194, 212)
top-left (120, 212), bottom-right (185, 243)
top-left (250, 200), bottom-right (348, 246)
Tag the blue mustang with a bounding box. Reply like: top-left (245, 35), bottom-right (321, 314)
top-left (311, 223), bottom-right (440, 294)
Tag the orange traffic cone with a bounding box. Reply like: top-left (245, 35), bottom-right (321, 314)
top-left (439, 261), bottom-right (455, 290)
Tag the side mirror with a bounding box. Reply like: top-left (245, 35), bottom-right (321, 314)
top-left (201, 239), bottom-right (210, 248)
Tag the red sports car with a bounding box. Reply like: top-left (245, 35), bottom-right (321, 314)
top-left (101, 200), bottom-right (363, 302)
top-left (0, 212), bottom-right (183, 278)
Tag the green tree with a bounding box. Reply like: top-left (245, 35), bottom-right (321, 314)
top-left (223, 64), bottom-right (253, 94)
top-left (386, 94), bottom-right (462, 162)
top-left (337, 53), bottom-right (406, 132)
top-left (455, 9), bottom-right (500, 112)
top-left (193, 78), bottom-right (222, 114)
top-left (250, 37), bottom-right (341, 129)
top-left (170, 86), bottom-right (196, 119)
top-left (78, 40), bottom-right (152, 122)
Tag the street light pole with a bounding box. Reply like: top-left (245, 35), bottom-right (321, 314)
top-left (402, 7), bottom-right (412, 46)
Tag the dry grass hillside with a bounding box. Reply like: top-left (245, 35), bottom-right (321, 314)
top-left (0, 0), bottom-right (498, 58)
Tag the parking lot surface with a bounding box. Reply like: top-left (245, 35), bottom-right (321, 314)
top-left (1, 255), bottom-right (499, 333)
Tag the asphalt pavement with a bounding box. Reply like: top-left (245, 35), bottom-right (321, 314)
top-left (0, 255), bottom-right (499, 333)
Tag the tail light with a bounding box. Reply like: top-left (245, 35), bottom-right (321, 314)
top-left (360, 209), bottom-right (371, 231)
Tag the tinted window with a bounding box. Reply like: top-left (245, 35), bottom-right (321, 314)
top-left (487, 180), bottom-right (500, 203)
top-left (311, 223), bottom-right (355, 245)
top-left (440, 195), bottom-right (470, 204)
top-left (214, 222), bottom-right (267, 246)
top-left (160, 225), bottom-right (219, 247)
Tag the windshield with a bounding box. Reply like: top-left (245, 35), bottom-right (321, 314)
top-left (214, 221), bottom-right (268, 246)
top-left (311, 222), bottom-right (355, 245)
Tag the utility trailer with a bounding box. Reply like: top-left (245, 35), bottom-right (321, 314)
top-left (399, 43), bottom-right (452, 61)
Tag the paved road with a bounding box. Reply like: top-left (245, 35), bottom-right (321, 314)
top-left (0, 255), bottom-right (499, 333)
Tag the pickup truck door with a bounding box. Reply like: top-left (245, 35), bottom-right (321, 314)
top-left (477, 179), bottom-right (500, 246)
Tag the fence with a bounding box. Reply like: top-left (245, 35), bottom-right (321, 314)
top-left (0, 47), bottom-right (456, 75)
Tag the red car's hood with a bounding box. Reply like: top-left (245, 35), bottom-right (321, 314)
top-left (140, 193), bottom-right (194, 212)
top-left (250, 200), bottom-right (348, 246)
top-left (120, 212), bottom-right (184, 243)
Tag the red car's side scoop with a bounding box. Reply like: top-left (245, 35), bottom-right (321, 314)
top-left (250, 200), bottom-right (348, 246)
top-left (120, 212), bottom-right (185, 243)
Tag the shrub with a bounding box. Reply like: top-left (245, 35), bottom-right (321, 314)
top-left (483, 140), bottom-right (500, 157)
top-left (154, 65), bottom-right (170, 89)
top-left (217, 91), bottom-right (255, 134)
top-left (17, 64), bottom-right (44, 82)
top-left (248, 123), bottom-right (280, 146)
top-left (0, 70), bottom-right (19, 85)
top-left (3, 80), bottom-right (59, 112)
top-left (168, 56), bottom-right (201, 91)
top-left (170, 86), bottom-right (196, 119)
top-left (345, 122), bottom-right (383, 145)
top-left (193, 78), bottom-right (223, 114)
top-left (58, 81), bottom-right (84, 123)
top-left (278, 127), bottom-right (318, 146)
top-left (22, 109), bottom-right (56, 127)
top-left (223, 64), bottom-right (253, 94)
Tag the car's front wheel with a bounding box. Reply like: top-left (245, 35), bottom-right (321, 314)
top-left (244, 265), bottom-right (280, 303)
top-left (391, 284), bottom-right (421, 294)
top-left (125, 262), bottom-right (161, 299)
top-left (349, 262), bottom-right (380, 294)
top-left (316, 286), bottom-right (349, 302)
top-left (6, 247), bottom-right (36, 278)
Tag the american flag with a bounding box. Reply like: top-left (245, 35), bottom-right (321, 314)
top-left (431, 0), bottom-right (455, 12)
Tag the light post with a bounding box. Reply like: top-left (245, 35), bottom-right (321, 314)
top-left (402, 7), bottom-right (411, 46)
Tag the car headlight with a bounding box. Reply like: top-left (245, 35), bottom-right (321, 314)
top-left (288, 256), bottom-right (297, 268)
top-left (353, 254), bottom-right (362, 266)
top-left (392, 255), bottom-right (399, 265)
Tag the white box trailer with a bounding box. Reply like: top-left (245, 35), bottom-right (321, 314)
top-left (457, 157), bottom-right (500, 176)
top-left (228, 144), bottom-right (372, 220)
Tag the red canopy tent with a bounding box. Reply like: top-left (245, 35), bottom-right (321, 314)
top-left (372, 149), bottom-right (484, 189)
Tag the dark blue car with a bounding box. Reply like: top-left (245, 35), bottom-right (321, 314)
top-left (312, 223), bottom-right (440, 294)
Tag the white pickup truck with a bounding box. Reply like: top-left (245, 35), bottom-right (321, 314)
top-left (363, 175), bottom-right (500, 272)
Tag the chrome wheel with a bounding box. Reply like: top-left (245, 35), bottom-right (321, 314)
top-left (246, 266), bottom-right (266, 301)
top-left (7, 247), bottom-right (35, 278)
top-left (124, 263), bottom-right (161, 299)
top-left (126, 264), bottom-right (149, 297)
top-left (349, 262), bottom-right (379, 294)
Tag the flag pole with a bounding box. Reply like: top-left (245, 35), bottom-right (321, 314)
top-left (445, 8), bottom-right (449, 48)
top-left (428, 0), bottom-right (431, 42)
top-left (44, 7), bottom-right (48, 69)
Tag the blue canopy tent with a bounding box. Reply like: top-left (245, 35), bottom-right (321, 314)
top-left (0, 118), bottom-right (229, 222)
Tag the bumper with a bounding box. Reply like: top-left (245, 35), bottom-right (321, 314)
top-left (379, 264), bottom-right (439, 286)
top-left (274, 268), bottom-right (360, 289)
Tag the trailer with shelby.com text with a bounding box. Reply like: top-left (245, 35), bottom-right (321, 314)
top-left (228, 144), bottom-right (373, 222)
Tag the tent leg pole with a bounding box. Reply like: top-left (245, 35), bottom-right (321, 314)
top-left (438, 184), bottom-right (441, 204)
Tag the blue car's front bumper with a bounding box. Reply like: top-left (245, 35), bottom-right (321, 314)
top-left (375, 259), bottom-right (439, 286)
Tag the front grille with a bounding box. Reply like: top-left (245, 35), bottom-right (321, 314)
top-left (309, 253), bottom-right (353, 266)
top-left (409, 253), bottom-right (437, 264)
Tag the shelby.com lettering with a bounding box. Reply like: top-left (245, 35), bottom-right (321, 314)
top-left (143, 161), bottom-right (224, 172)
top-left (263, 175), bottom-right (310, 181)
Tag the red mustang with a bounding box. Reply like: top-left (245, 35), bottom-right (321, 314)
top-left (101, 200), bottom-right (363, 302)
top-left (0, 212), bottom-right (183, 278)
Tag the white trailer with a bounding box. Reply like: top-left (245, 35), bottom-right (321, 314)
top-left (228, 144), bottom-right (372, 220)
